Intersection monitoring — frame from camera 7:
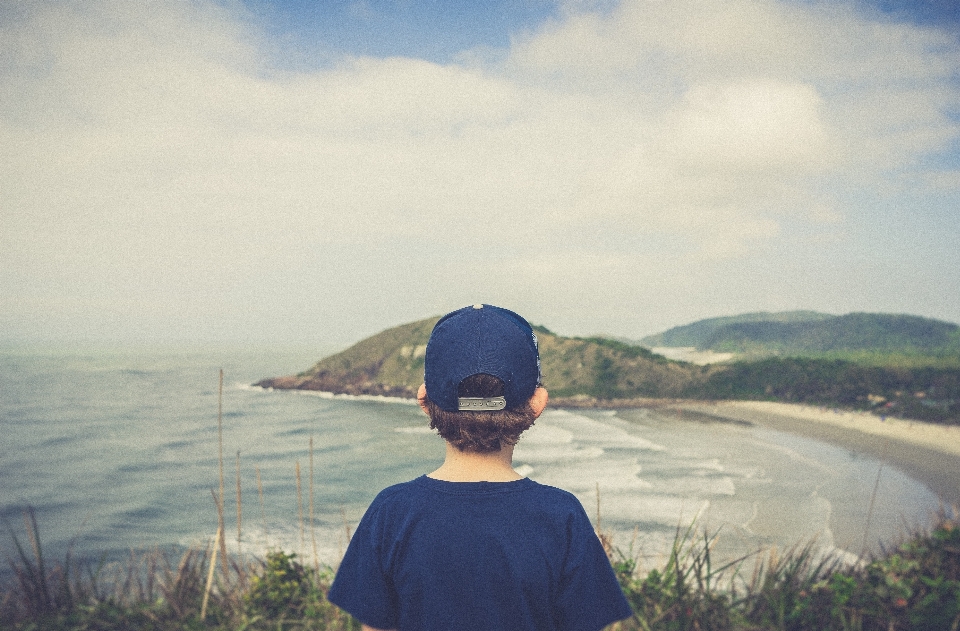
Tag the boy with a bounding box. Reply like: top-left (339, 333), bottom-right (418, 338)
top-left (328, 304), bottom-right (633, 631)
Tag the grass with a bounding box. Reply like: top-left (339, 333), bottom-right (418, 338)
top-left (0, 513), bottom-right (359, 630)
top-left (4, 504), bottom-right (958, 630)
top-left (607, 510), bottom-right (960, 631)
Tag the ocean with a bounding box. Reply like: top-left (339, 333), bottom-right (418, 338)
top-left (0, 345), bottom-right (943, 575)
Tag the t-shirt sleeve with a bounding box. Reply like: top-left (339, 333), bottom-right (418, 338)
top-left (554, 506), bottom-right (634, 631)
top-left (326, 499), bottom-right (399, 630)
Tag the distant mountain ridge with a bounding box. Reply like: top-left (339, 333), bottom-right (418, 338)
top-left (641, 311), bottom-right (960, 358)
top-left (640, 311), bottom-right (834, 348)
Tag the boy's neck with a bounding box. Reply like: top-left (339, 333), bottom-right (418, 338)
top-left (427, 443), bottom-right (522, 482)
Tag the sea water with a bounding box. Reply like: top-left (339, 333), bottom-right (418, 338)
top-left (0, 346), bottom-right (943, 575)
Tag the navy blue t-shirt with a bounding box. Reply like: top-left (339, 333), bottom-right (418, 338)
top-left (328, 476), bottom-right (632, 631)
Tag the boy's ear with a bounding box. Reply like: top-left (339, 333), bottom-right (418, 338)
top-left (417, 383), bottom-right (430, 416)
top-left (529, 386), bottom-right (548, 418)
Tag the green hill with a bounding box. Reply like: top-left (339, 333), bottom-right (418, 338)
top-left (642, 312), bottom-right (960, 365)
top-left (255, 314), bottom-right (960, 423)
top-left (255, 317), bottom-right (709, 401)
top-left (641, 311), bottom-right (833, 348)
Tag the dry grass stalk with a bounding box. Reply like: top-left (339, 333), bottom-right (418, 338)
top-left (338, 506), bottom-right (352, 560)
top-left (236, 451), bottom-right (242, 551)
top-left (21, 509), bottom-right (49, 611)
top-left (296, 460), bottom-right (305, 554)
top-left (210, 487), bottom-right (229, 587)
top-left (5, 507), bottom-right (56, 617)
top-left (235, 449), bottom-right (246, 589)
top-left (216, 369), bottom-right (228, 580)
top-left (596, 482), bottom-right (601, 533)
top-left (595, 483), bottom-right (614, 558)
top-left (256, 465), bottom-right (268, 548)
top-left (159, 546), bottom-right (208, 620)
top-left (860, 437), bottom-right (889, 560)
top-left (201, 527), bottom-right (220, 619)
top-left (310, 435), bottom-right (319, 573)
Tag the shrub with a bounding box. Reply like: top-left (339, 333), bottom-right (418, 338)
top-left (242, 551), bottom-right (358, 630)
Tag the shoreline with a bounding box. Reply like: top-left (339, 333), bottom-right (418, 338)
top-left (258, 385), bottom-right (960, 509)
top-left (671, 400), bottom-right (960, 509)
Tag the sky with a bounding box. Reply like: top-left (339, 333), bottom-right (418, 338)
top-left (2, 0), bottom-right (960, 351)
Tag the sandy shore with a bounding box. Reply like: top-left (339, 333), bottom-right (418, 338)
top-left (674, 400), bottom-right (960, 509)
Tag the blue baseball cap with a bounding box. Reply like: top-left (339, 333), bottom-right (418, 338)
top-left (425, 304), bottom-right (541, 412)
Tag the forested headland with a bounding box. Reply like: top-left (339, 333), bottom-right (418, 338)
top-left (256, 312), bottom-right (960, 424)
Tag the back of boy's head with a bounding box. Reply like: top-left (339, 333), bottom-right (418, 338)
top-left (423, 304), bottom-right (542, 452)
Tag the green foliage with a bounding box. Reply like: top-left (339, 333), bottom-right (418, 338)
top-left (614, 524), bottom-right (739, 630)
top-left (847, 519), bottom-right (960, 630)
top-left (245, 551), bottom-right (314, 618)
top-left (4, 509), bottom-right (960, 631)
top-left (640, 311), bottom-right (835, 348)
top-left (736, 541), bottom-right (842, 631)
top-left (577, 337), bottom-right (671, 363)
top-left (644, 311), bottom-right (960, 362)
top-left (243, 551), bottom-right (341, 624)
top-left (700, 357), bottom-right (960, 423)
top-left (591, 356), bottom-right (621, 399)
top-left (610, 514), bottom-right (960, 631)
top-left (810, 349), bottom-right (960, 369)
top-left (0, 532), bottom-right (358, 631)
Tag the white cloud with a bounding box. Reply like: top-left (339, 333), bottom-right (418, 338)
top-left (668, 79), bottom-right (830, 172)
top-left (1, 0), bottom-right (958, 342)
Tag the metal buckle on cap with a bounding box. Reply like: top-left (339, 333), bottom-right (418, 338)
top-left (457, 397), bottom-right (506, 411)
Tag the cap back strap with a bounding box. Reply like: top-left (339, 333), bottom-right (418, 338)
top-left (457, 397), bottom-right (507, 411)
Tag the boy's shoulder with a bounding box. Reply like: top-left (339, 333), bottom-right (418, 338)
top-left (367, 476), bottom-right (585, 516)
top-left (375, 475), bottom-right (574, 494)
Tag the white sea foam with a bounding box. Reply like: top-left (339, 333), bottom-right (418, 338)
top-left (542, 409), bottom-right (665, 451)
top-left (578, 493), bottom-right (711, 527)
top-left (751, 435), bottom-right (839, 475)
top-left (394, 426), bottom-right (435, 434)
top-left (648, 458), bottom-right (726, 474)
top-left (515, 464), bottom-right (535, 477)
top-left (830, 546), bottom-right (865, 568)
top-left (182, 523), bottom-right (352, 567)
top-left (657, 476), bottom-right (737, 497)
top-left (519, 422), bottom-right (574, 445)
top-left (530, 457), bottom-right (650, 493)
top-left (514, 444), bottom-right (606, 463)
top-left (246, 385), bottom-right (418, 406)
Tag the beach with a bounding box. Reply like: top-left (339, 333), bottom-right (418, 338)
top-left (675, 400), bottom-right (960, 509)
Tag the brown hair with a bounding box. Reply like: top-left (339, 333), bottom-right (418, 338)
top-left (423, 373), bottom-right (538, 453)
